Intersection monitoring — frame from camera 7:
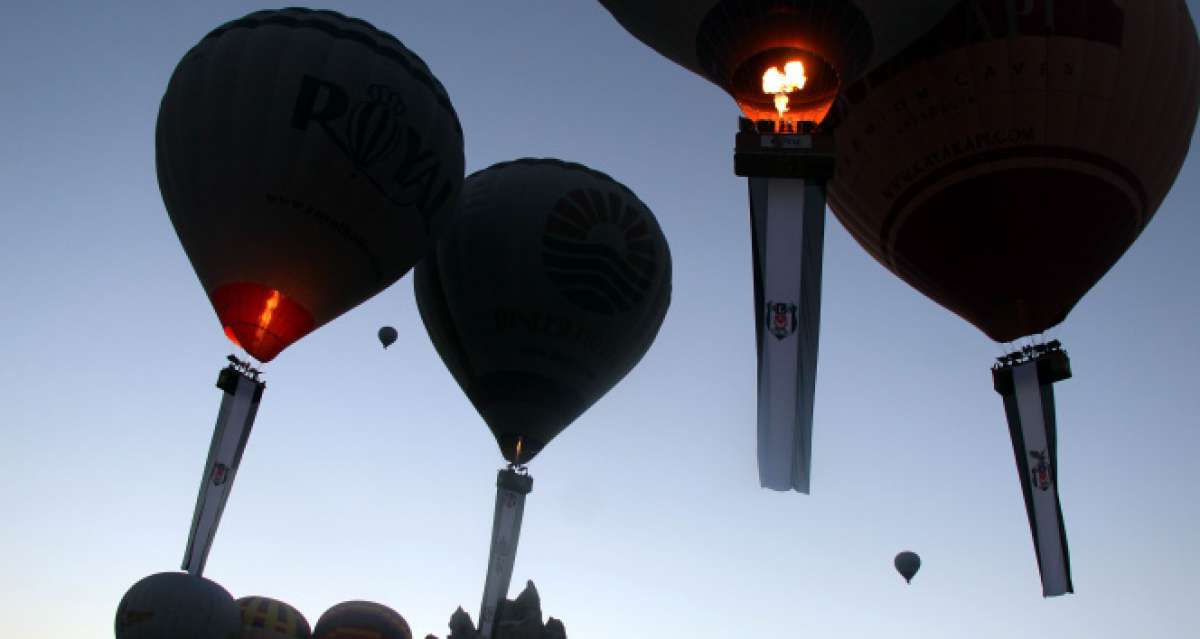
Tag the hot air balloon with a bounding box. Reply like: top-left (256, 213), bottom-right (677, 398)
top-left (415, 158), bottom-right (671, 638)
top-left (823, 0), bottom-right (1199, 597)
top-left (314, 601), bottom-right (412, 639)
top-left (237, 596), bottom-right (312, 639)
top-left (158, 7), bottom-right (464, 577)
top-left (598, 0), bottom-right (961, 493)
top-left (894, 551), bottom-right (921, 584)
top-left (378, 326), bottom-right (399, 349)
top-left (115, 572), bottom-right (241, 639)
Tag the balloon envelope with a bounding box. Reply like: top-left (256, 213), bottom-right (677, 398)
top-left (314, 601), bottom-right (411, 639)
top-left (236, 596), bottom-right (312, 639)
top-left (158, 8), bottom-right (464, 362)
top-left (894, 551), bottom-right (921, 584)
top-left (415, 159), bottom-right (672, 463)
top-left (826, 0), bottom-right (1200, 341)
top-left (115, 572), bottom-right (240, 639)
top-left (378, 326), bottom-right (399, 349)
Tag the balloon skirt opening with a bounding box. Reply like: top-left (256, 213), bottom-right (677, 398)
top-left (211, 282), bottom-right (315, 363)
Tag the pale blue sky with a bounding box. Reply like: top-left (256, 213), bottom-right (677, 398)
top-left (1, 1), bottom-right (1198, 637)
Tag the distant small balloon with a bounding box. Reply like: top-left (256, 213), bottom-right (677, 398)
top-left (894, 551), bottom-right (921, 584)
top-left (378, 326), bottom-right (398, 349)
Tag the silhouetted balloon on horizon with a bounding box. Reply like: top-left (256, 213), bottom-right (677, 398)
top-left (894, 551), bottom-right (921, 584)
top-left (314, 601), bottom-right (412, 639)
top-left (415, 159), bottom-right (672, 463)
top-left (115, 572), bottom-right (240, 639)
top-left (158, 7), bottom-right (464, 362)
top-left (378, 326), bottom-right (399, 349)
top-left (825, 0), bottom-right (1200, 341)
top-left (236, 596), bottom-right (312, 639)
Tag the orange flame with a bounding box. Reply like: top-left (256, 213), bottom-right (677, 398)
top-left (255, 290), bottom-right (282, 343)
top-left (514, 436), bottom-right (524, 464)
top-left (762, 61), bottom-right (807, 120)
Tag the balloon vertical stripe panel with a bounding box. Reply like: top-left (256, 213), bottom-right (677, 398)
top-left (157, 8), bottom-right (464, 362)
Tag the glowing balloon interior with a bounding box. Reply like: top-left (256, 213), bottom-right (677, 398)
top-left (598, 0), bottom-right (962, 125)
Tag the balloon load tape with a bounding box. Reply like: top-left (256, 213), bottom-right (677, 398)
top-left (734, 118), bottom-right (836, 179)
top-left (497, 467), bottom-right (533, 495)
top-left (217, 356), bottom-right (266, 399)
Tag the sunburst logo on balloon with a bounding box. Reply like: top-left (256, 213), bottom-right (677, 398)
top-left (542, 189), bottom-right (658, 315)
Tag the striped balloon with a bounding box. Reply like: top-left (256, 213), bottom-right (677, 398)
top-left (236, 596), bottom-right (312, 639)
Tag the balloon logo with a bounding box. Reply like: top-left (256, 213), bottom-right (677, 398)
top-left (345, 84), bottom-right (406, 170)
top-left (542, 188), bottom-right (660, 314)
top-left (894, 551), bottom-right (921, 584)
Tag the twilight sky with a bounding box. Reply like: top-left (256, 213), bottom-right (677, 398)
top-left (1, 1), bottom-right (1197, 637)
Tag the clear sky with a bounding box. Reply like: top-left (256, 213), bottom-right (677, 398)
top-left (2, 1), bottom-right (1198, 637)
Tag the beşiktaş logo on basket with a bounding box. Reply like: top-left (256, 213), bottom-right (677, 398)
top-left (766, 301), bottom-right (798, 339)
top-left (542, 188), bottom-right (658, 315)
top-left (291, 74), bottom-right (455, 231)
top-left (1028, 449), bottom-right (1052, 491)
top-left (210, 463), bottom-right (229, 486)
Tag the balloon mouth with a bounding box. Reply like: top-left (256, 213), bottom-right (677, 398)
top-left (498, 433), bottom-right (545, 465)
top-left (730, 48), bottom-right (840, 125)
top-left (211, 282), bottom-right (315, 363)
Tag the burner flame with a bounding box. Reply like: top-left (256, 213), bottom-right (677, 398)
top-left (762, 61), bottom-right (807, 120)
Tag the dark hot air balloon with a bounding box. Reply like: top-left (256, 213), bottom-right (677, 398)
top-left (378, 326), bottom-right (399, 349)
top-left (826, 0), bottom-right (1198, 598)
top-left (237, 596), bottom-right (312, 639)
top-left (115, 572), bottom-right (241, 639)
top-left (894, 551), bottom-right (921, 584)
top-left (158, 7), bottom-right (464, 363)
top-left (415, 158), bottom-right (671, 637)
top-left (415, 159), bottom-right (672, 465)
top-left (158, 7), bottom-right (464, 577)
top-left (314, 601), bottom-right (412, 639)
